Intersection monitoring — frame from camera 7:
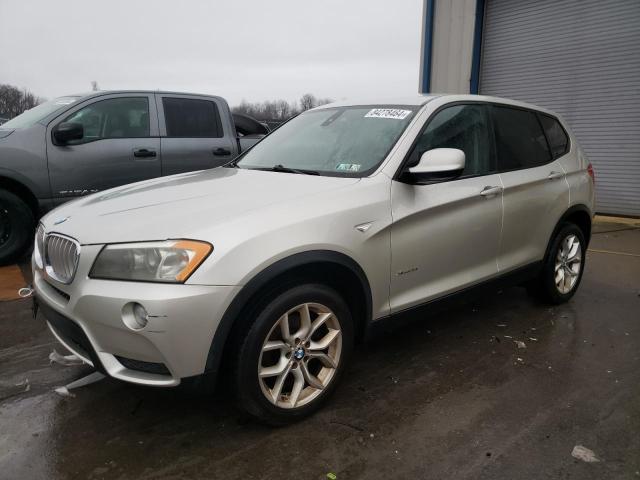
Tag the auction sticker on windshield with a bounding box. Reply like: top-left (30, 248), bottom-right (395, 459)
top-left (365, 108), bottom-right (412, 120)
top-left (336, 163), bottom-right (361, 172)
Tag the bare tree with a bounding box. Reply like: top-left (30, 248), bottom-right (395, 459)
top-left (232, 98), bottom-right (299, 122)
top-left (0, 84), bottom-right (43, 119)
top-left (275, 99), bottom-right (292, 119)
top-left (299, 93), bottom-right (317, 112)
top-left (232, 94), bottom-right (333, 126)
top-left (91, 81), bottom-right (99, 91)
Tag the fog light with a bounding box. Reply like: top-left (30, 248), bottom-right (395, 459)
top-left (122, 302), bottom-right (149, 331)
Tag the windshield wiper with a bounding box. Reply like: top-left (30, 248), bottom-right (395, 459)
top-left (247, 164), bottom-right (320, 175)
top-left (271, 164), bottom-right (320, 175)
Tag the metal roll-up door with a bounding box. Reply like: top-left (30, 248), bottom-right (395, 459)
top-left (479, 0), bottom-right (640, 216)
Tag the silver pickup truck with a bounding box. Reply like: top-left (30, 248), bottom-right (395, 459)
top-left (0, 90), bottom-right (267, 264)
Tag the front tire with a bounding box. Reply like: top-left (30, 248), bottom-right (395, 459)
top-left (0, 190), bottom-right (35, 265)
top-left (530, 223), bottom-right (586, 304)
top-left (234, 284), bottom-right (353, 425)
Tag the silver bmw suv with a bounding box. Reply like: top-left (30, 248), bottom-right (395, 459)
top-left (33, 94), bottom-right (595, 424)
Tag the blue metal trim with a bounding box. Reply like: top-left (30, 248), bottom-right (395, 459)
top-left (420, 0), bottom-right (436, 93)
top-left (470, 0), bottom-right (486, 94)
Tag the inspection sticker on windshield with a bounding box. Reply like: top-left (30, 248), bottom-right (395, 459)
top-left (336, 163), bottom-right (361, 172)
top-left (365, 108), bottom-right (412, 120)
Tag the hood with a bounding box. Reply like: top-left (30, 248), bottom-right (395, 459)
top-left (41, 167), bottom-right (360, 244)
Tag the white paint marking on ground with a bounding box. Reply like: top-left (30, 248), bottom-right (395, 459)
top-left (571, 445), bottom-right (600, 463)
top-left (588, 249), bottom-right (640, 258)
top-left (49, 349), bottom-right (85, 366)
top-left (54, 372), bottom-right (105, 397)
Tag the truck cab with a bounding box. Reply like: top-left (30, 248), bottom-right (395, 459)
top-left (0, 90), bottom-right (266, 264)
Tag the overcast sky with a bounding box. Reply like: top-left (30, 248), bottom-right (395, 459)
top-left (0, 0), bottom-right (423, 106)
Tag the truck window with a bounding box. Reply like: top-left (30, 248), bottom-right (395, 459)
top-left (63, 97), bottom-right (150, 144)
top-left (1, 96), bottom-right (79, 130)
top-left (162, 98), bottom-right (223, 138)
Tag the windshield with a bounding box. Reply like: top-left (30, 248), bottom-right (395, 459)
top-left (0, 96), bottom-right (80, 129)
top-left (237, 105), bottom-right (418, 177)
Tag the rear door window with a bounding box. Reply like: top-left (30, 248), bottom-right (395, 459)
top-left (539, 114), bottom-right (569, 159)
top-left (162, 97), bottom-right (222, 138)
top-left (491, 106), bottom-right (551, 171)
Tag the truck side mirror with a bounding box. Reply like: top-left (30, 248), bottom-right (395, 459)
top-left (53, 122), bottom-right (84, 144)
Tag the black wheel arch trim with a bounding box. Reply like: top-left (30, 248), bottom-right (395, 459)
top-left (558, 204), bottom-right (592, 239)
top-left (544, 204), bottom-right (593, 263)
top-left (203, 249), bottom-right (373, 376)
top-left (0, 171), bottom-right (43, 215)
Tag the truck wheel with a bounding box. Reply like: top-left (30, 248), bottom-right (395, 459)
top-left (529, 223), bottom-right (586, 304)
top-left (234, 284), bottom-right (353, 425)
top-left (0, 190), bottom-right (35, 265)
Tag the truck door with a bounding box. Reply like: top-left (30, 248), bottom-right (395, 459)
top-left (46, 93), bottom-right (161, 204)
top-left (156, 94), bottom-right (236, 176)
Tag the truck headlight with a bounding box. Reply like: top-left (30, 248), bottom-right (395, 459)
top-left (90, 240), bottom-right (212, 283)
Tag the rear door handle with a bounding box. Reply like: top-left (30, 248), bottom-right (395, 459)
top-left (213, 147), bottom-right (231, 156)
top-left (480, 186), bottom-right (503, 197)
top-left (548, 171), bottom-right (564, 180)
top-left (133, 148), bottom-right (157, 158)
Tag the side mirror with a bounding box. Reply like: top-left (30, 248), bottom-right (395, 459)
top-left (53, 122), bottom-right (84, 144)
top-left (405, 148), bottom-right (465, 184)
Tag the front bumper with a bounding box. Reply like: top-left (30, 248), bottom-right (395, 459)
top-left (33, 244), bottom-right (240, 387)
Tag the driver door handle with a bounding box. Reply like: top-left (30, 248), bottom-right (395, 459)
top-left (548, 171), bottom-right (564, 180)
top-left (480, 185), bottom-right (503, 197)
top-left (133, 148), bottom-right (157, 158)
top-left (213, 147), bottom-right (231, 156)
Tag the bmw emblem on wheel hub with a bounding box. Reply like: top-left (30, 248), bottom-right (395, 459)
top-left (293, 346), bottom-right (305, 360)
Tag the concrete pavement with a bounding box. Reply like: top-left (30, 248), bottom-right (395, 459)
top-left (0, 219), bottom-right (638, 479)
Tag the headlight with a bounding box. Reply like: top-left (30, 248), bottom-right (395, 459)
top-left (34, 224), bottom-right (45, 268)
top-left (90, 240), bottom-right (212, 283)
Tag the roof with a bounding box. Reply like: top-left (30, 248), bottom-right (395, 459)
top-left (313, 94), bottom-right (441, 109)
top-left (68, 90), bottom-right (225, 100)
top-left (312, 93), bottom-right (560, 117)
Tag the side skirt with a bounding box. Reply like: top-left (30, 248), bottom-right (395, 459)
top-left (365, 261), bottom-right (542, 340)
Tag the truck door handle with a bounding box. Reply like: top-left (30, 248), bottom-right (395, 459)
top-left (548, 171), bottom-right (564, 180)
top-left (213, 148), bottom-right (231, 156)
top-left (480, 186), bottom-right (503, 197)
top-left (133, 148), bottom-right (157, 158)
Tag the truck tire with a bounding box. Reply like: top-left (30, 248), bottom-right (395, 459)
top-left (0, 189), bottom-right (35, 265)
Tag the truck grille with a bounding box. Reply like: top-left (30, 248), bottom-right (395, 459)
top-left (45, 234), bottom-right (80, 284)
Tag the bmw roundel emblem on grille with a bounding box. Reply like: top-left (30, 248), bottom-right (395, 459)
top-left (53, 216), bottom-right (70, 225)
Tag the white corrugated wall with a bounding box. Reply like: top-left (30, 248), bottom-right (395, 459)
top-left (479, 0), bottom-right (640, 216)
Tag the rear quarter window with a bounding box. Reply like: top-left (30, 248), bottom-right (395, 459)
top-left (539, 114), bottom-right (569, 159)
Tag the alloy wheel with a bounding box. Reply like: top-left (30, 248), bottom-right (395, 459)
top-left (258, 302), bottom-right (342, 409)
top-left (554, 234), bottom-right (582, 294)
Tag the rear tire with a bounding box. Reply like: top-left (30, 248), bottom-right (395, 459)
top-left (529, 223), bottom-right (586, 304)
top-left (233, 283), bottom-right (353, 425)
top-left (0, 189), bottom-right (34, 265)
